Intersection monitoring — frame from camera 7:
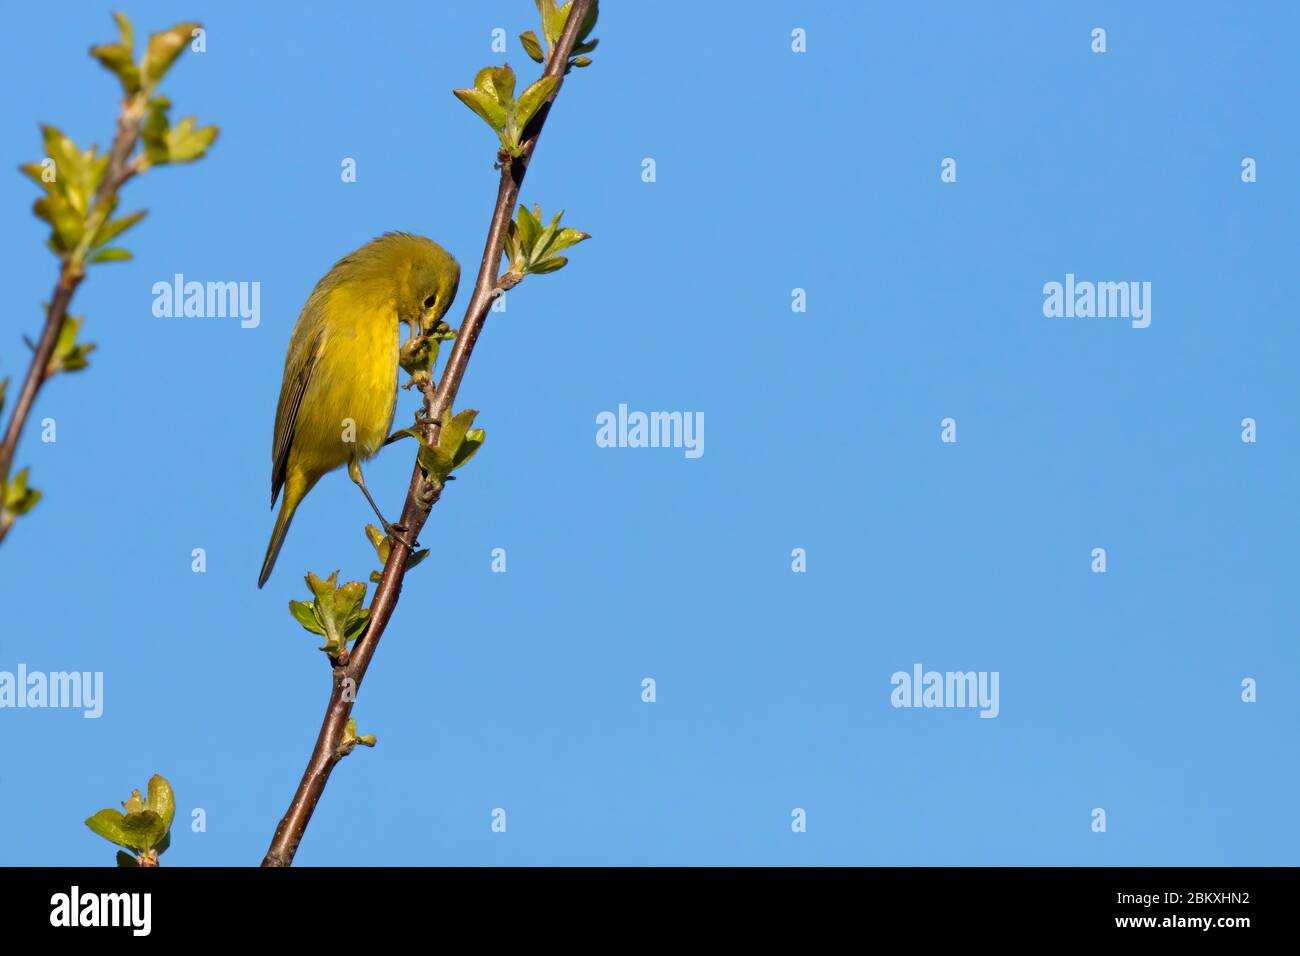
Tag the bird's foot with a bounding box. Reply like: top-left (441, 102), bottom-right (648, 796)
top-left (383, 520), bottom-right (420, 552)
top-left (414, 410), bottom-right (443, 430)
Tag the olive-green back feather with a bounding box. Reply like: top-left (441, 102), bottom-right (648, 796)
top-left (270, 322), bottom-right (321, 506)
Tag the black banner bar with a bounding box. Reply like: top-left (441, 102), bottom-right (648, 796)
top-left (0, 866), bottom-right (1282, 941)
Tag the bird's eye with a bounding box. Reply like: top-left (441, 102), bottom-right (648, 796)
top-left (423, 294), bottom-right (437, 310)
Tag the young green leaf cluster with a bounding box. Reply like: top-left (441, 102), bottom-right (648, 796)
top-left (339, 718), bottom-right (377, 756)
top-left (23, 126), bottom-right (126, 262)
top-left (387, 408), bottom-right (486, 488)
top-left (25, 14), bottom-right (216, 267)
top-left (456, 2), bottom-right (599, 156)
top-left (45, 314), bottom-right (96, 375)
top-left (288, 571), bottom-right (370, 657)
top-left (0, 465), bottom-right (41, 540)
top-left (84, 774), bottom-right (176, 867)
top-left (142, 97), bottom-right (219, 166)
top-left (503, 204), bottom-right (590, 282)
top-left (453, 65), bottom-right (558, 159)
top-left (520, 0), bottom-right (599, 71)
top-left (417, 408), bottom-right (486, 483)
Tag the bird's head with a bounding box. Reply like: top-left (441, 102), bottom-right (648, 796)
top-left (355, 232), bottom-right (461, 335)
top-left (408, 239), bottom-right (461, 333)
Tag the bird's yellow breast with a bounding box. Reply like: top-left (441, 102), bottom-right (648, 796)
top-left (289, 285), bottom-right (398, 478)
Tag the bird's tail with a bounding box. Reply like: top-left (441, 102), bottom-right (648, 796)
top-left (258, 488), bottom-right (301, 589)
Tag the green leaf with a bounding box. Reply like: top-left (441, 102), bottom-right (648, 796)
top-left (488, 64), bottom-right (517, 105)
top-left (453, 88), bottom-right (508, 131)
top-left (18, 162), bottom-right (53, 191)
top-left (46, 315), bottom-right (95, 375)
top-left (575, 0), bottom-right (600, 43)
top-left (452, 428), bottom-right (486, 469)
top-left (473, 66), bottom-right (498, 100)
top-left (479, 64), bottom-right (516, 105)
top-left (90, 248), bottom-right (132, 264)
top-left (515, 76), bottom-right (558, 132)
top-left (519, 30), bottom-right (545, 63)
top-left (141, 98), bottom-right (217, 165)
top-left (92, 209), bottom-right (147, 249)
top-left (60, 348), bottom-right (93, 372)
top-left (0, 378), bottom-right (7, 418)
top-left (165, 116), bottom-right (218, 164)
top-left (119, 810), bottom-right (166, 852)
top-left (532, 209), bottom-right (563, 260)
top-left (33, 194), bottom-right (83, 251)
top-left (551, 0), bottom-right (600, 47)
top-left (90, 42), bottom-right (141, 94)
top-left (416, 443), bottom-right (446, 482)
top-left (147, 774), bottom-right (175, 832)
top-left (141, 22), bottom-right (199, 85)
top-left (288, 599), bottom-right (325, 635)
top-left (516, 203), bottom-right (542, 251)
top-left (440, 408), bottom-right (478, 460)
top-left (571, 56), bottom-right (593, 68)
top-left (112, 11), bottom-right (135, 54)
top-left (2, 469), bottom-right (42, 516)
top-left (504, 204), bottom-right (589, 278)
top-left (343, 608), bottom-right (370, 642)
top-left (530, 256), bottom-right (568, 274)
top-left (418, 408), bottom-right (487, 480)
top-left (503, 222), bottom-right (521, 266)
top-left (364, 523), bottom-right (394, 581)
top-left (299, 571), bottom-right (369, 655)
top-left (85, 809), bottom-right (130, 848)
top-left (343, 718), bottom-right (377, 750)
top-left (142, 100), bottom-right (172, 164)
top-left (40, 125), bottom-right (82, 185)
top-left (365, 523), bottom-right (390, 562)
top-left (115, 851), bottom-right (139, 867)
top-left (545, 227), bottom-right (590, 256)
top-left (537, 0), bottom-right (562, 45)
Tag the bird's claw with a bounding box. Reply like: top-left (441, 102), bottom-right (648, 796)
top-left (414, 409), bottom-right (443, 429)
top-left (384, 520), bottom-right (419, 552)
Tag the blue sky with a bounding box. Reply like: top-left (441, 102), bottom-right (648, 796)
top-left (1, 1), bottom-right (1297, 866)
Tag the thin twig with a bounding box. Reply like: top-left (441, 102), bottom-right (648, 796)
top-left (261, 0), bottom-right (593, 867)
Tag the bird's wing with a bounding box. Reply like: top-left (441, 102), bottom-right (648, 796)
top-left (270, 326), bottom-right (322, 506)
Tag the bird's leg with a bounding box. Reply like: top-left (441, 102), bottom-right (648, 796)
top-left (347, 458), bottom-right (419, 550)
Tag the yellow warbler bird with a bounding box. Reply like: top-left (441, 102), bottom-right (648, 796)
top-left (258, 232), bottom-right (460, 588)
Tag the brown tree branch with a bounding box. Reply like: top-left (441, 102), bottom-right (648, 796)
top-left (0, 94), bottom-right (146, 540)
top-left (261, 0), bottom-right (594, 867)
